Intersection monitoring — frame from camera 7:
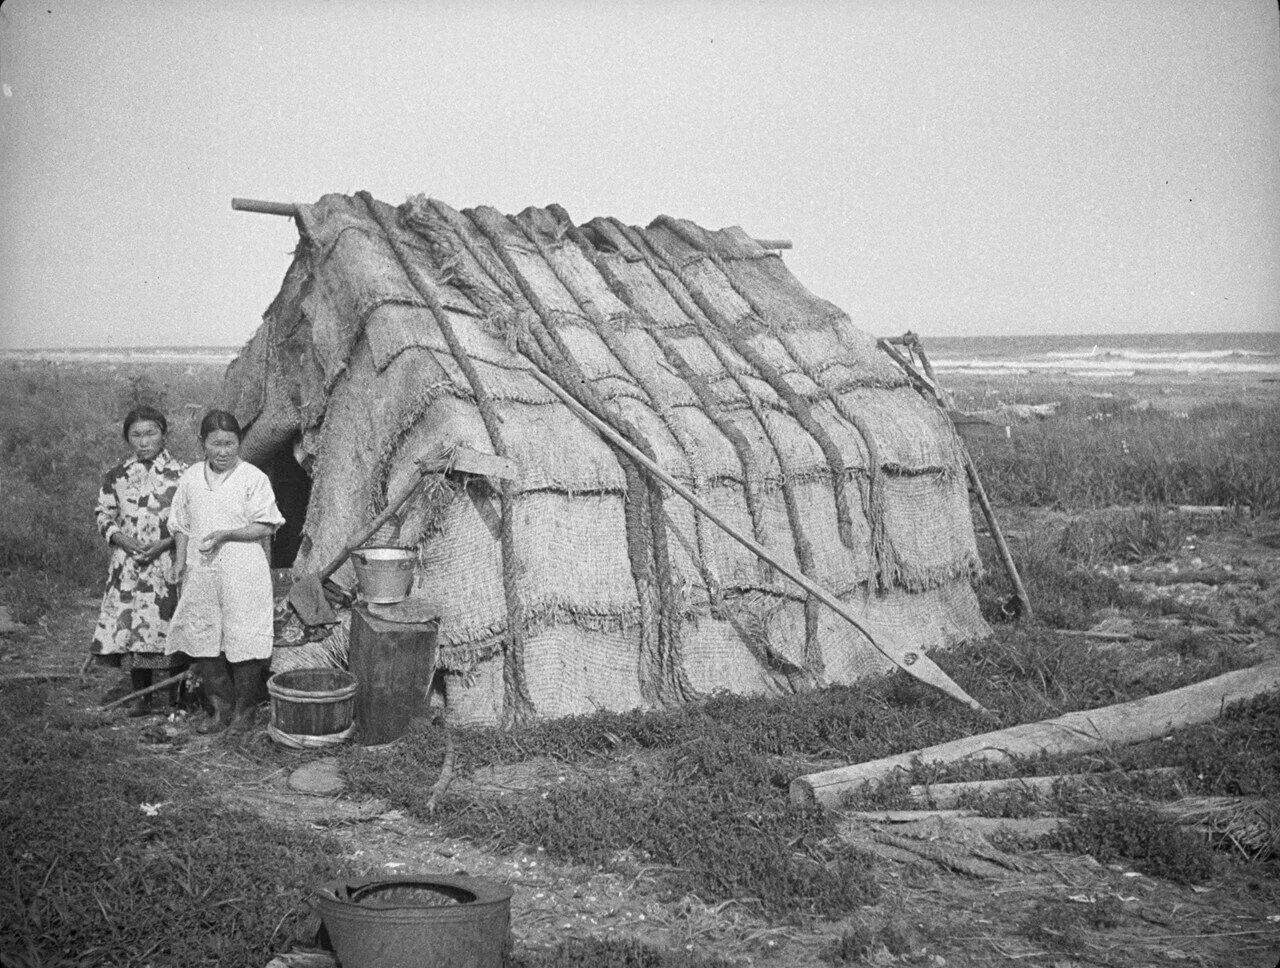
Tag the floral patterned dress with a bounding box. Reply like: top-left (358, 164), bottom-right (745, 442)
top-left (91, 450), bottom-right (186, 665)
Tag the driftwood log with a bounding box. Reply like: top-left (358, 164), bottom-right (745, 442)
top-left (904, 767), bottom-right (1180, 808)
top-left (792, 658), bottom-right (1280, 807)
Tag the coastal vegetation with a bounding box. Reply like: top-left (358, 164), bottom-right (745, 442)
top-left (2, 358), bottom-right (1277, 966)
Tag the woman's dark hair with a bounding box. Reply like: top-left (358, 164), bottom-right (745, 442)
top-left (198, 409), bottom-right (244, 442)
top-left (122, 405), bottom-right (168, 441)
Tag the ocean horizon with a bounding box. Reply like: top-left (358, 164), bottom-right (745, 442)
top-left (2, 330), bottom-right (1278, 378)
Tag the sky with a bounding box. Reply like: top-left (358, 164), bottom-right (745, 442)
top-left (1, 0), bottom-right (1277, 350)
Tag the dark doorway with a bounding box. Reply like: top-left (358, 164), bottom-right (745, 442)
top-left (263, 440), bottom-right (311, 568)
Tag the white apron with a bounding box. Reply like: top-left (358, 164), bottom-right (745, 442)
top-left (165, 461), bottom-right (284, 662)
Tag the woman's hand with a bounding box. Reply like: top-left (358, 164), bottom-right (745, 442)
top-left (198, 531), bottom-right (227, 555)
top-left (111, 532), bottom-right (145, 558)
top-left (137, 540), bottom-right (170, 564)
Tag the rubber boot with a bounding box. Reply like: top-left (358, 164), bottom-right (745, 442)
top-left (227, 659), bottom-right (267, 735)
top-left (126, 669), bottom-right (154, 717)
top-left (194, 657), bottom-right (233, 735)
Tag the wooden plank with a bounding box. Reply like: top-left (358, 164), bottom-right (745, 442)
top-left (791, 657), bottom-right (1280, 807)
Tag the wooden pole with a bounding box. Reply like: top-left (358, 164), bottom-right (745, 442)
top-left (791, 657), bottom-right (1280, 806)
top-left (229, 198), bottom-right (792, 252)
top-left (877, 338), bottom-right (1034, 622)
top-left (231, 198), bottom-right (300, 217)
top-left (525, 367), bottom-right (989, 716)
top-left (97, 671), bottom-right (188, 712)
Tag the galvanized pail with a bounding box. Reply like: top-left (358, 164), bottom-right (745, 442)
top-left (350, 547), bottom-right (415, 604)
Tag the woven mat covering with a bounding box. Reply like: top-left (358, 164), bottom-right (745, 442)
top-left (232, 193), bottom-right (990, 723)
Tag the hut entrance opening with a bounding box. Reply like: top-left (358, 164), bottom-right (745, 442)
top-left (262, 439), bottom-right (311, 569)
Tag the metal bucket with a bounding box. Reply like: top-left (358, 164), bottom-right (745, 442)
top-left (351, 547), bottom-right (416, 604)
top-left (315, 874), bottom-right (513, 968)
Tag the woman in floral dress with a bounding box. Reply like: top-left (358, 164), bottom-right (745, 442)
top-left (91, 405), bottom-right (186, 715)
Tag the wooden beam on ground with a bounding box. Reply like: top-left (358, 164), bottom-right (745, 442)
top-left (791, 657), bottom-right (1280, 808)
top-left (905, 768), bottom-right (1180, 808)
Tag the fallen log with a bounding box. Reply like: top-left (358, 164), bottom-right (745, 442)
top-left (906, 768), bottom-right (1180, 808)
top-left (791, 658), bottom-right (1280, 808)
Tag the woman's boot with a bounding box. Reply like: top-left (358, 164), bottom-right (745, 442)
top-left (227, 659), bottom-right (267, 735)
top-left (126, 668), bottom-right (154, 717)
top-left (194, 657), bottom-right (233, 734)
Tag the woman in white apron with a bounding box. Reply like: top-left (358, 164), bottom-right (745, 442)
top-left (167, 410), bottom-right (284, 735)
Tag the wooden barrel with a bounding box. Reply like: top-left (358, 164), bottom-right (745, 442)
top-left (267, 669), bottom-right (358, 746)
top-left (349, 605), bottom-right (439, 746)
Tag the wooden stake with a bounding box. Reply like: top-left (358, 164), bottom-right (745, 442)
top-left (877, 337), bottom-right (1034, 622)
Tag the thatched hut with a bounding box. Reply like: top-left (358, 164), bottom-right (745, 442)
top-left (224, 192), bottom-right (988, 725)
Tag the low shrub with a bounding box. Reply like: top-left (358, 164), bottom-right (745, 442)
top-left (1019, 896), bottom-right (1123, 952)
top-left (823, 912), bottom-right (919, 964)
top-left (1049, 800), bottom-right (1218, 884)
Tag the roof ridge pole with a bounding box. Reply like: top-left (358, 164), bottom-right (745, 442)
top-left (615, 219), bottom-right (826, 680)
top-left (466, 206), bottom-right (693, 706)
top-left (357, 191), bottom-right (534, 722)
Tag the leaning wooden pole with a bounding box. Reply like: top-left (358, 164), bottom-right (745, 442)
top-left (525, 367), bottom-right (990, 716)
top-left (792, 656), bottom-right (1280, 807)
top-left (97, 670), bottom-right (188, 712)
top-left (877, 338), bottom-right (1034, 622)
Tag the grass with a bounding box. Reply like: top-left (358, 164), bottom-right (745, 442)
top-left (0, 683), bottom-right (349, 968)
top-left (4, 360), bottom-right (1278, 963)
top-left (341, 628), bottom-right (1258, 918)
top-left (823, 912), bottom-right (919, 964)
top-left (513, 937), bottom-right (739, 967)
top-left (1048, 801), bottom-right (1219, 884)
top-left (0, 361), bottom-right (223, 622)
top-left (1018, 896), bottom-right (1123, 953)
top-left (965, 398), bottom-right (1280, 512)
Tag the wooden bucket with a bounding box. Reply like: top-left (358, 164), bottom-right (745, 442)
top-left (267, 669), bottom-right (358, 748)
